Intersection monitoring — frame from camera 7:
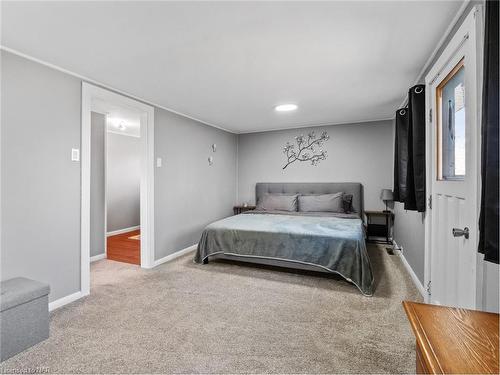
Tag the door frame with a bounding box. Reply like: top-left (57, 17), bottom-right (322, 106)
top-left (81, 82), bottom-right (155, 296)
top-left (423, 6), bottom-right (482, 306)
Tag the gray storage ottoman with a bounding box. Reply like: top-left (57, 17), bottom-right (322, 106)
top-left (0, 277), bottom-right (50, 361)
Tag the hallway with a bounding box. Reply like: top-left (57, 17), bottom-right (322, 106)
top-left (107, 230), bottom-right (140, 265)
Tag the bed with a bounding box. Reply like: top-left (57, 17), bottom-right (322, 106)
top-left (194, 183), bottom-right (374, 296)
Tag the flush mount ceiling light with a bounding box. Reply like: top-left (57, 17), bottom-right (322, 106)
top-left (107, 117), bottom-right (131, 131)
top-left (275, 104), bottom-right (298, 112)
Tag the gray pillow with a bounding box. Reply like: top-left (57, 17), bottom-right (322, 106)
top-left (298, 192), bottom-right (344, 212)
top-left (343, 194), bottom-right (355, 213)
top-left (256, 194), bottom-right (298, 212)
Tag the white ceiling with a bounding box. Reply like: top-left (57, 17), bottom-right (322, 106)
top-left (1, 1), bottom-right (464, 133)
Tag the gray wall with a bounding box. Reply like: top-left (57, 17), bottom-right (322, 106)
top-left (482, 262), bottom-right (499, 313)
top-left (90, 112), bottom-right (106, 257)
top-left (1, 51), bottom-right (82, 302)
top-left (238, 120), bottom-right (393, 211)
top-left (106, 132), bottom-right (141, 232)
top-left (154, 108), bottom-right (238, 260)
top-left (392, 208), bottom-right (425, 282)
top-left (1, 50), bottom-right (238, 303)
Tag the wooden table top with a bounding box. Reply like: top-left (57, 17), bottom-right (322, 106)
top-left (403, 301), bottom-right (499, 374)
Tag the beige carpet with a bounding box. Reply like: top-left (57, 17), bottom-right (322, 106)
top-left (1, 244), bottom-right (421, 374)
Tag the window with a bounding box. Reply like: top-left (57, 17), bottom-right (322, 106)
top-left (436, 59), bottom-right (466, 180)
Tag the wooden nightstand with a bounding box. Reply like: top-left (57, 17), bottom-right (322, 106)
top-left (233, 205), bottom-right (256, 215)
top-left (365, 210), bottom-right (394, 243)
top-left (403, 301), bottom-right (499, 374)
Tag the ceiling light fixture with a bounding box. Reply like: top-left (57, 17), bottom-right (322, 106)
top-left (275, 104), bottom-right (298, 112)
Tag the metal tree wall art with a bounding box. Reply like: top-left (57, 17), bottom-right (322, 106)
top-left (282, 131), bottom-right (329, 169)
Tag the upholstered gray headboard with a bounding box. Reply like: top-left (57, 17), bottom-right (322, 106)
top-left (255, 182), bottom-right (363, 215)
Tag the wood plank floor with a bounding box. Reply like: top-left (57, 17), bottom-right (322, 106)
top-left (107, 229), bottom-right (140, 265)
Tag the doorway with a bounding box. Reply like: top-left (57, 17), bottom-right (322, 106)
top-left (81, 83), bottom-right (155, 296)
top-left (92, 104), bottom-right (143, 265)
top-left (424, 8), bottom-right (481, 309)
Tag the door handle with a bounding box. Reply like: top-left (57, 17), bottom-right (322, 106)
top-left (452, 227), bottom-right (469, 239)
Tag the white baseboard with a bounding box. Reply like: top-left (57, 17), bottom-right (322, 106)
top-left (50, 244), bottom-right (195, 311)
top-left (90, 253), bottom-right (106, 263)
top-left (49, 291), bottom-right (84, 312)
top-left (106, 225), bottom-right (140, 237)
top-left (153, 244), bottom-right (197, 267)
top-left (392, 239), bottom-right (402, 251)
top-left (51, 244), bottom-right (196, 310)
top-left (394, 244), bottom-right (426, 298)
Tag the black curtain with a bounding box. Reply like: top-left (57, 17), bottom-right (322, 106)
top-left (402, 84), bottom-right (426, 212)
top-left (478, 0), bottom-right (499, 264)
top-left (393, 108), bottom-right (409, 202)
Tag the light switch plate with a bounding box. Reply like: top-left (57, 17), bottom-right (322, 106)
top-left (156, 157), bottom-right (162, 167)
top-left (71, 148), bottom-right (80, 162)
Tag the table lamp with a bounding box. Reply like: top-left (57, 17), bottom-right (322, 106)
top-left (380, 189), bottom-right (394, 213)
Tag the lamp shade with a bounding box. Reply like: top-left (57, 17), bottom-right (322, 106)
top-left (380, 189), bottom-right (394, 201)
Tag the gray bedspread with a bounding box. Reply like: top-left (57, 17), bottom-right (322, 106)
top-left (194, 211), bottom-right (374, 296)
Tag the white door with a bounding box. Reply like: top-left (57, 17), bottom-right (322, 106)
top-left (425, 9), bottom-right (480, 309)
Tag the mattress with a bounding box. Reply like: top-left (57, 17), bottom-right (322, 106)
top-left (194, 211), bottom-right (374, 296)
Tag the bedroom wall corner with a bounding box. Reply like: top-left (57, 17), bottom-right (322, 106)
top-left (154, 109), bottom-right (238, 261)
